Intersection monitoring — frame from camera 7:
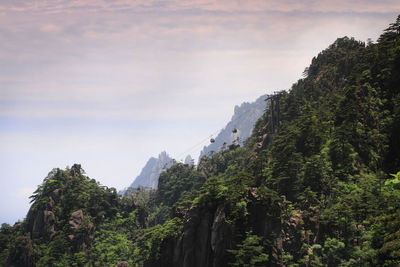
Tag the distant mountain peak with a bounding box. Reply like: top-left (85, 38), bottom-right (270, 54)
top-left (199, 94), bottom-right (268, 161)
top-left (184, 155), bottom-right (194, 166)
top-left (127, 151), bottom-right (174, 190)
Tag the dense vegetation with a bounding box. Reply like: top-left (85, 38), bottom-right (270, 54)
top-left (1, 16), bottom-right (400, 266)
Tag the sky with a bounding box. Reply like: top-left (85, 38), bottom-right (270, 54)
top-left (1, 0), bottom-right (399, 225)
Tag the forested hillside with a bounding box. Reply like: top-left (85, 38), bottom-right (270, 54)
top-left (1, 16), bottom-right (400, 267)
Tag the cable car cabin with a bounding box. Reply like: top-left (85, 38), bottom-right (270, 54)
top-left (232, 128), bottom-right (238, 133)
top-left (210, 138), bottom-right (215, 143)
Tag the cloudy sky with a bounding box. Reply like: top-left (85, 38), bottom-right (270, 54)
top-left (1, 0), bottom-right (399, 224)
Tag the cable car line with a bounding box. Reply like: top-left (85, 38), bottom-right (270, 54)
top-left (163, 96), bottom-right (270, 166)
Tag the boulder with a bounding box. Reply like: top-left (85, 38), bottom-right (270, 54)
top-left (68, 210), bottom-right (95, 253)
top-left (69, 209), bottom-right (84, 230)
top-left (114, 262), bottom-right (128, 267)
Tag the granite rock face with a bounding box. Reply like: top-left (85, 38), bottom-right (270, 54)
top-left (151, 191), bottom-right (323, 267)
top-left (26, 188), bottom-right (60, 241)
top-left (184, 155), bottom-right (194, 166)
top-left (69, 209), bottom-right (85, 230)
top-left (114, 262), bottom-right (129, 267)
top-left (127, 151), bottom-right (174, 190)
top-left (199, 94), bottom-right (268, 162)
top-left (155, 204), bottom-right (233, 267)
top-left (68, 209), bottom-right (95, 253)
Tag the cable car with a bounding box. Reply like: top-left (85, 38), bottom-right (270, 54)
top-left (232, 128), bottom-right (238, 133)
top-left (210, 138), bottom-right (215, 143)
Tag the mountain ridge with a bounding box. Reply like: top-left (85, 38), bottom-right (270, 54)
top-left (122, 151), bottom-right (173, 193)
top-left (198, 94), bottom-right (268, 162)
top-left (2, 16), bottom-right (400, 267)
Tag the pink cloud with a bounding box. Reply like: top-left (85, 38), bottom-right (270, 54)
top-left (1, 0), bottom-right (399, 14)
top-left (40, 23), bottom-right (61, 32)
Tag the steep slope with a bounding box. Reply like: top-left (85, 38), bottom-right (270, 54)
top-left (199, 94), bottom-right (268, 161)
top-left (2, 16), bottom-right (400, 267)
top-left (0, 164), bottom-right (142, 266)
top-left (131, 157), bottom-right (157, 188)
top-left (184, 155), bottom-right (194, 166)
top-left (126, 151), bottom-right (174, 191)
top-left (135, 17), bottom-right (400, 267)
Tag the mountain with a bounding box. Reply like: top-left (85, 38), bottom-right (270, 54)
top-left (122, 95), bottom-right (267, 193)
top-left (198, 94), bottom-right (268, 161)
top-left (2, 16), bottom-right (400, 267)
top-left (184, 155), bottom-right (194, 166)
top-left (120, 152), bottom-right (195, 196)
top-left (123, 95), bottom-right (268, 193)
top-left (131, 18), bottom-right (400, 266)
top-left (127, 151), bottom-right (174, 190)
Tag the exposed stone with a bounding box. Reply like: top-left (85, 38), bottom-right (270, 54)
top-left (44, 210), bottom-right (56, 239)
top-left (31, 212), bottom-right (42, 238)
top-left (126, 151), bottom-right (174, 190)
top-left (166, 194), bottom-right (324, 267)
top-left (248, 187), bottom-right (259, 199)
top-left (158, 204), bottom-right (235, 267)
top-left (69, 209), bottom-right (84, 230)
top-left (50, 189), bottom-right (60, 202)
top-left (210, 205), bottom-right (231, 267)
top-left (31, 210), bottom-right (56, 240)
top-left (180, 206), bottom-right (213, 267)
top-left (68, 210), bottom-right (95, 253)
top-left (114, 261), bottom-right (128, 267)
top-left (199, 94), bottom-right (268, 161)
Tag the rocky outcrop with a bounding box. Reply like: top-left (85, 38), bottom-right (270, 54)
top-left (69, 209), bottom-right (85, 230)
top-left (199, 94), bottom-right (268, 161)
top-left (159, 192), bottom-right (322, 267)
top-left (26, 188), bottom-right (60, 241)
top-left (181, 207), bottom-right (213, 267)
top-left (114, 261), bottom-right (129, 267)
top-left (121, 151), bottom-right (174, 194)
top-left (184, 155), bottom-right (194, 166)
top-left (270, 200), bottom-right (322, 265)
top-left (161, 204), bottom-right (232, 267)
top-left (68, 209), bottom-right (95, 253)
top-left (31, 210), bottom-right (56, 240)
top-left (210, 205), bottom-right (232, 267)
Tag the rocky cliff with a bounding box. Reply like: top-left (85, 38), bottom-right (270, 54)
top-left (2, 17), bottom-right (400, 267)
top-left (135, 21), bottom-right (400, 266)
top-left (127, 151), bottom-right (174, 190)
